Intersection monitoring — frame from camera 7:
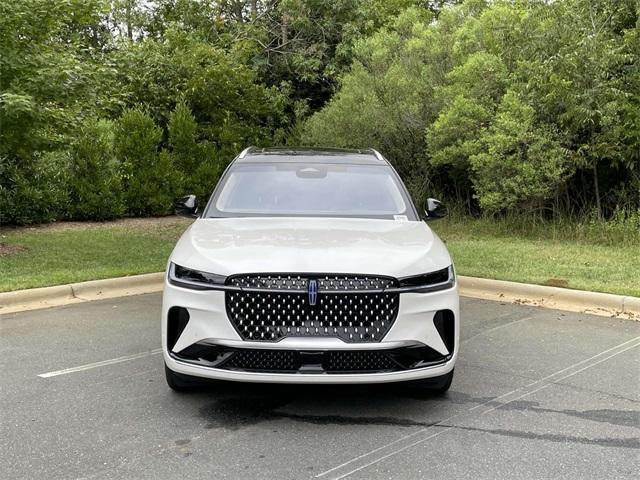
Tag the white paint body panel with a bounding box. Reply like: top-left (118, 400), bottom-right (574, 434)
top-left (171, 217), bottom-right (452, 277)
top-left (163, 216), bottom-right (459, 384)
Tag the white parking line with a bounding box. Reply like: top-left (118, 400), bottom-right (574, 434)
top-left (316, 335), bottom-right (640, 480)
top-left (478, 340), bottom-right (640, 416)
top-left (460, 316), bottom-right (533, 344)
top-left (37, 348), bottom-right (162, 378)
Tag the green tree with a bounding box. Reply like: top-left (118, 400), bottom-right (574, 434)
top-left (67, 119), bottom-right (124, 220)
top-left (115, 108), bottom-right (180, 216)
top-left (305, 0), bottom-right (638, 216)
top-left (167, 101), bottom-right (223, 200)
top-left (0, 152), bottom-right (69, 225)
top-left (168, 100), bottom-right (200, 174)
top-left (511, 0), bottom-right (639, 216)
top-left (303, 8), bottom-right (441, 189)
top-left (426, 52), bottom-right (508, 205)
top-left (0, 0), bottom-right (115, 224)
top-left (470, 91), bottom-right (568, 212)
top-left (1, 0), bottom-right (637, 224)
top-left (114, 29), bottom-right (287, 155)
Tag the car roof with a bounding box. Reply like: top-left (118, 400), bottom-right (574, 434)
top-left (233, 147), bottom-right (388, 165)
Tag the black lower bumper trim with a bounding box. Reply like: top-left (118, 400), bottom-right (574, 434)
top-left (171, 343), bottom-right (450, 374)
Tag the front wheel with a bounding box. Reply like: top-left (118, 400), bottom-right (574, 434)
top-left (406, 369), bottom-right (454, 395)
top-left (165, 363), bottom-right (208, 392)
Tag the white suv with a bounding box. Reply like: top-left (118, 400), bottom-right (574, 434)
top-left (162, 147), bottom-right (459, 393)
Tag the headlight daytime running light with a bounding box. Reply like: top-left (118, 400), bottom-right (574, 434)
top-left (397, 265), bottom-right (455, 293)
top-left (169, 263), bottom-right (227, 290)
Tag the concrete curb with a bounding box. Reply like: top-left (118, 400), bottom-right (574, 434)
top-left (0, 272), bottom-right (638, 320)
top-left (0, 273), bottom-right (164, 315)
top-left (458, 276), bottom-right (639, 320)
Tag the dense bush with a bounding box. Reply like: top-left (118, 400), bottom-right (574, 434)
top-left (0, 0), bottom-right (637, 225)
top-left (304, 1), bottom-right (639, 217)
top-left (0, 0), bottom-right (113, 225)
top-left (469, 92), bottom-right (568, 211)
top-left (303, 7), bottom-right (437, 185)
top-left (167, 102), bottom-right (223, 200)
top-left (114, 29), bottom-right (288, 154)
top-left (67, 119), bottom-right (124, 220)
top-left (115, 109), bottom-right (181, 216)
top-left (0, 152), bottom-right (69, 225)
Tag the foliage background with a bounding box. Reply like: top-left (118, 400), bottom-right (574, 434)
top-left (0, 0), bottom-right (638, 225)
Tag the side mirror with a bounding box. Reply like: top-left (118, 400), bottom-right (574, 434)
top-left (174, 195), bottom-right (198, 218)
top-left (423, 198), bottom-right (447, 221)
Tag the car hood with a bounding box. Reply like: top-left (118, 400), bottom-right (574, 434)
top-left (170, 217), bottom-right (452, 278)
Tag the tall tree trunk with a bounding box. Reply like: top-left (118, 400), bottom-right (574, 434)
top-left (251, 0), bottom-right (258, 20)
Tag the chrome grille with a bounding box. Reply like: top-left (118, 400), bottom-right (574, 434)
top-left (228, 275), bottom-right (307, 290)
top-left (227, 274), bottom-right (396, 291)
top-left (225, 274), bottom-right (399, 343)
top-left (318, 275), bottom-right (395, 291)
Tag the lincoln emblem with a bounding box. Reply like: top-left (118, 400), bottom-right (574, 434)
top-left (308, 279), bottom-right (318, 306)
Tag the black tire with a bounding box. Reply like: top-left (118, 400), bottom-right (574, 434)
top-left (406, 369), bottom-right (454, 396)
top-left (165, 363), bottom-right (208, 392)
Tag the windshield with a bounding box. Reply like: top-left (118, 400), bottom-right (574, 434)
top-left (206, 163), bottom-right (416, 220)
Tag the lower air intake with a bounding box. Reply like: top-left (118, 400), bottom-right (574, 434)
top-left (172, 344), bottom-right (450, 374)
top-left (324, 351), bottom-right (397, 372)
top-left (223, 349), bottom-right (298, 372)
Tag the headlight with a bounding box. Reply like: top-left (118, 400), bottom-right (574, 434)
top-left (397, 265), bottom-right (455, 292)
top-left (168, 263), bottom-right (227, 290)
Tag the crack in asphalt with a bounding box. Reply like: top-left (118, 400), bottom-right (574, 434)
top-left (496, 400), bottom-right (640, 429)
top-left (546, 380), bottom-right (640, 404)
top-left (437, 423), bottom-right (640, 449)
top-left (458, 361), bottom-right (640, 404)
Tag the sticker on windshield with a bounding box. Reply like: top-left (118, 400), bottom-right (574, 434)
top-left (394, 215), bottom-right (408, 221)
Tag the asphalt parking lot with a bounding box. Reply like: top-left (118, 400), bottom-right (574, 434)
top-left (1, 294), bottom-right (638, 479)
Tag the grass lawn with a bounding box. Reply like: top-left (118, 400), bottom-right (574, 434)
top-left (0, 215), bottom-right (638, 297)
top-left (0, 217), bottom-right (192, 293)
top-left (431, 215), bottom-right (640, 298)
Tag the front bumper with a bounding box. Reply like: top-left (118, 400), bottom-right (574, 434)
top-left (162, 277), bottom-right (459, 384)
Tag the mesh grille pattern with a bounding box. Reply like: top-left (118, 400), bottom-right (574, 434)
top-left (226, 288), bottom-right (399, 342)
top-left (324, 351), bottom-right (396, 372)
top-left (218, 349), bottom-right (398, 373)
top-left (228, 275), bottom-right (307, 290)
top-left (317, 275), bottom-right (395, 291)
top-left (224, 349), bottom-right (298, 371)
top-left (227, 274), bottom-right (396, 291)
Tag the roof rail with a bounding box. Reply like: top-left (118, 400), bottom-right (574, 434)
top-left (370, 149), bottom-right (385, 162)
top-left (238, 146), bottom-right (254, 159)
